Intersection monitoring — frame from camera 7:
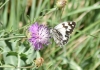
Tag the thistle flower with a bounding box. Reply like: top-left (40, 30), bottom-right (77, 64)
top-left (56, 0), bottom-right (67, 8)
top-left (28, 22), bottom-right (50, 50)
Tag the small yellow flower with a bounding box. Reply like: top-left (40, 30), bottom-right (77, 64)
top-left (56, 0), bottom-right (67, 8)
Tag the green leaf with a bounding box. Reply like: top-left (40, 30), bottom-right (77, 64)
top-left (6, 52), bottom-right (17, 57)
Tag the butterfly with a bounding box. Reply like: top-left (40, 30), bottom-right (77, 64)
top-left (50, 22), bottom-right (76, 47)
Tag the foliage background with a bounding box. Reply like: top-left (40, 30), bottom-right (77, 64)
top-left (0, 0), bottom-right (100, 70)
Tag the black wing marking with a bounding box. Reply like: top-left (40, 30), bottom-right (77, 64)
top-left (64, 22), bottom-right (76, 35)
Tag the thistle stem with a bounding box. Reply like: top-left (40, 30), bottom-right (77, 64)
top-left (0, 36), bottom-right (26, 41)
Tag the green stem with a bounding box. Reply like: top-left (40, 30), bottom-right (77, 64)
top-left (0, 35), bottom-right (26, 41)
top-left (46, 7), bottom-right (57, 15)
top-left (0, 65), bottom-right (35, 69)
top-left (0, 0), bottom-right (9, 9)
top-left (0, 65), bottom-right (15, 68)
top-left (16, 65), bottom-right (35, 69)
top-left (36, 51), bottom-right (41, 58)
top-left (17, 53), bottom-right (20, 70)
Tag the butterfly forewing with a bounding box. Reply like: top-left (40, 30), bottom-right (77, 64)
top-left (50, 21), bottom-right (76, 46)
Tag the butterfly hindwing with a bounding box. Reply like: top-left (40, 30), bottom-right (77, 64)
top-left (50, 21), bottom-right (76, 46)
top-left (50, 28), bottom-right (63, 46)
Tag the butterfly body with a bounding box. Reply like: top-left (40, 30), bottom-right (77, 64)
top-left (50, 22), bottom-right (76, 46)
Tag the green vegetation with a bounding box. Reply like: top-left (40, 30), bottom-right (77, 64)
top-left (0, 0), bottom-right (100, 70)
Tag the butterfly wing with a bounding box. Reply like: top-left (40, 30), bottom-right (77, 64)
top-left (50, 28), bottom-right (63, 46)
top-left (50, 22), bottom-right (76, 46)
top-left (54, 22), bottom-right (76, 35)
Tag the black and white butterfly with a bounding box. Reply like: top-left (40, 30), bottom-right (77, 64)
top-left (50, 22), bottom-right (76, 47)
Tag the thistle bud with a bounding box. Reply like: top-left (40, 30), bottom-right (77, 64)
top-left (34, 57), bottom-right (44, 67)
top-left (56, 0), bottom-right (67, 8)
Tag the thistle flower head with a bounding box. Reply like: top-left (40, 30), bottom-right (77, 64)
top-left (28, 22), bottom-right (50, 50)
top-left (56, 0), bottom-right (67, 8)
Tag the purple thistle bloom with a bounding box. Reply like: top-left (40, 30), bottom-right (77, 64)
top-left (28, 22), bottom-right (50, 50)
